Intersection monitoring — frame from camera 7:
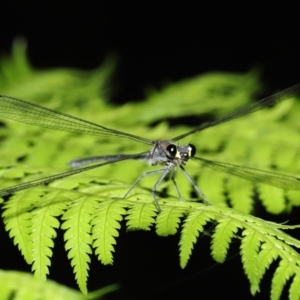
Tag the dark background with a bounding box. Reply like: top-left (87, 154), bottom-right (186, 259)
top-left (1, 3), bottom-right (300, 299)
top-left (2, 4), bottom-right (300, 102)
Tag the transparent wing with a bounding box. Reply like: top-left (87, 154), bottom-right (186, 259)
top-left (173, 84), bottom-right (300, 141)
top-left (0, 152), bottom-right (149, 198)
top-left (69, 153), bottom-right (150, 167)
top-left (0, 94), bottom-right (153, 145)
top-left (193, 156), bottom-right (300, 190)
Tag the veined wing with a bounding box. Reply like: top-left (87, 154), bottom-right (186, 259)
top-left (173, 84), bottom-right (300, 142)
top-left (0, 95), bottom-right (153, 145)
top-left (0, 152), bottom-right (148, 198)
top-left (193, 156), bottom-right (300, 190)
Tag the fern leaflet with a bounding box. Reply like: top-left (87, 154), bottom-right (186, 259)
top-left (156, 206), bottom-right (188, 236)
top-left (61, 194), bottom-right (97, 294)
top-left (0, 269), bottom-right (118, 300)
top-left (31, 190), bottom-right (69, 279)
top-left (211, 218), bottom-right (241, 263)
top-left (126, 201), bottom-right (157, 230)
top-left (179, 208), bottom-right (215, 268)
top-left (2, 189), bottom-right (46, 264)
top-left (92, 199), bottom-right (127, 265)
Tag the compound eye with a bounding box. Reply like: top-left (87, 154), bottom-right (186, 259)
top-left (188, 144), bottom-right (196, 157)
top-left (166, 144), bottom-right (177, 158)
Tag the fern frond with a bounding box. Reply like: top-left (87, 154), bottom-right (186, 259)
top-left (2, 184), bottom-right (300, 298)
top-left (2, 45), bottom-right (300, 298)
top-left (177, 205), bottom-right (300, 298)
top-left (61, 194), bottom-right (98, 294)
top-left (0, 269), bottom-right (118, 300)
top-left (92, 200), bottom-right (127, 265)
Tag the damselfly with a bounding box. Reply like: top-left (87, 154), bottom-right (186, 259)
top-left (0, 85), bottom-right (300, 211)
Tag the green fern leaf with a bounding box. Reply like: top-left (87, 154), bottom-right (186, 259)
top-left (2, 44), bottom-right (300, 298)
top-left (240, 228), bottom-right (261, 294)
top-left (2, 189), bottom-right (45, 264)
top-left (61, 195), bottom-right (98, 294)
top-left (226, 177), bottom-right (254, 213)
top-left (156, 206), bottom-right (188, 236)
top-left (238, 216), bottom-right (300, 297)
top-left (126, 201), bottom-right (157, 230)
top-left (31, 190), bottom-right (69, 279)
top-left (286, 190), bottom-right (300, 210)
top-left (0, 269), bottom-right (118, 300)
top-left (257, 241), bottom-right (279, 283)
top-left (289, 272), bottom-right (300, 300)
top-left (178, 205), bottom-right (300, 298)
top-left (271, 259), bottom-right (297, 300)
top-left (92, 200), bottom-right (127, 265)
top-left (179, 208), bottom-right (215, 268)
top-left (257, 184), bottom-right (286, 214)
top-left (255, 221), bottom-right (300, 247)
top-left (211, 218), bottom-right (241, 263)
top-left (197, 169), bottom-right (227, 206)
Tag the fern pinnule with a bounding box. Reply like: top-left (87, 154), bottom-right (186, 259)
top-left (256, 242), bottom-right (279, 284)
top-left (2, 189), bottom-right (46, 264)
top-left (156, 206), bottom-right (187, 236)
top-left (179, 208), bottom-right (215, 268)
top-left (211, 218), bottom-right (241, 263)
top-left (0, 269), bottom-right (118, 299)
top-left (31, 190), bottom-right (68, 279)
top-left (226, 177), bottom-right (253, 213)
top-left (289, 273), bottom-right (300, 300)
top-left (271, 259), bottom-right (298, 300)
top-left (240, 229), bottom-right (261, 294)
top-left (257, 184), bottom-right (286, 214)
top-left (197, 169), bottom-right (227, 206)
top-left (92, 200), bottom-right (126, 265)
top-left (126, 202), bottom-right (157, 231)
top-left (61, 195), bottom-right (97, 295)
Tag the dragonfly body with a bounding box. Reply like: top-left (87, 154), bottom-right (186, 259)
top-left (0, 84), bottom-right (300, 211)
top-left (69, 140), bottom-right (206, 210)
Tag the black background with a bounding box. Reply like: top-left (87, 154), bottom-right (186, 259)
top-left (1, 3), bottom-right (300, 299)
